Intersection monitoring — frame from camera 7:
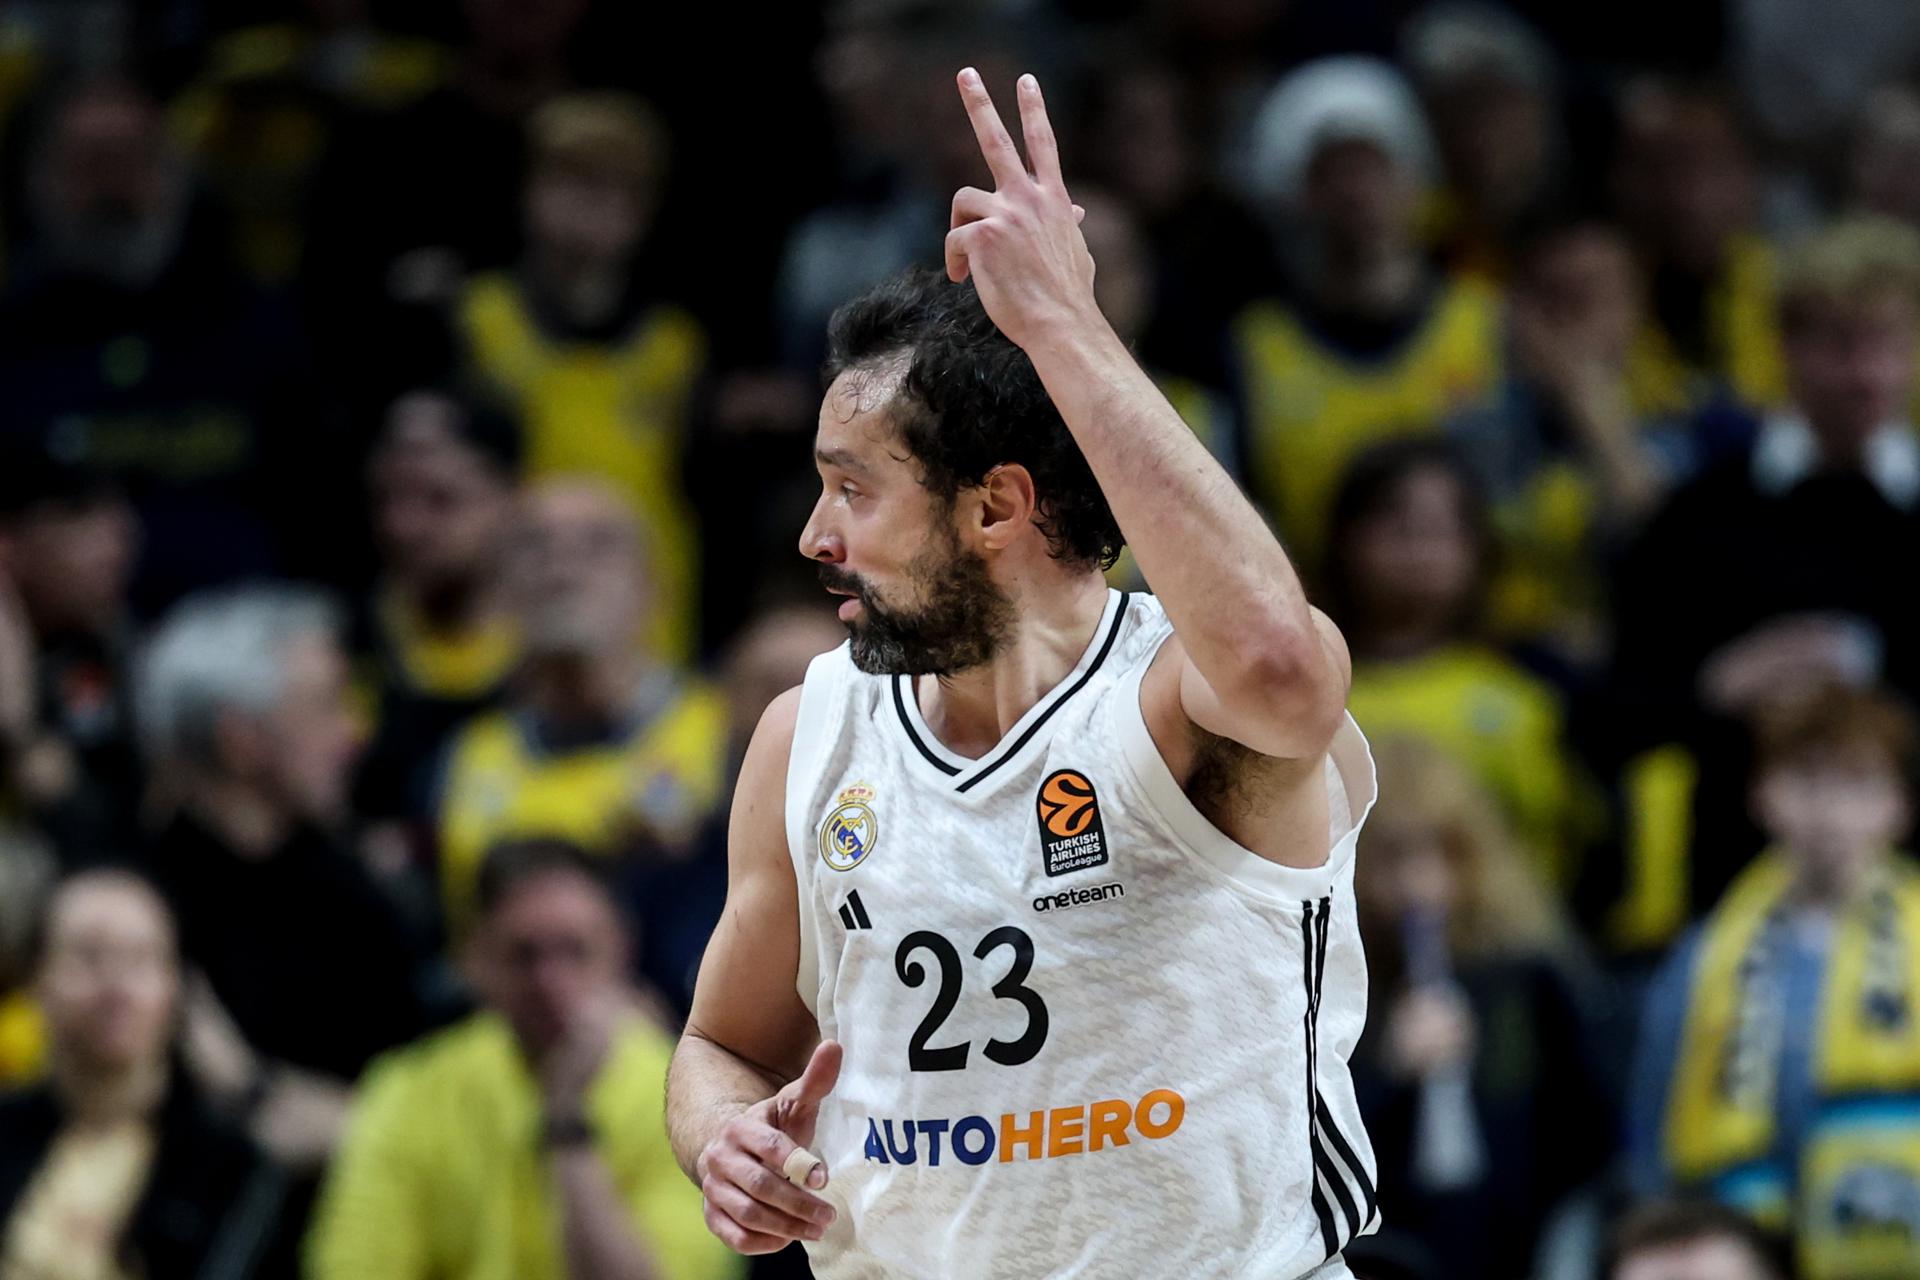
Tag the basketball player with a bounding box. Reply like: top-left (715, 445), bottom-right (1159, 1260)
top-left (665, 69), bottom-right (1378, 1278)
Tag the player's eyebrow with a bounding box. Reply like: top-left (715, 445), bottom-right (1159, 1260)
top-left (814, 446), bottom-right (871, 477)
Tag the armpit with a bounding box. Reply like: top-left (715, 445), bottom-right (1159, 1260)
top-left (1184, 722), bottom-right (1342, 855)
top-left (1184, 725), bottom-right (1267, 826)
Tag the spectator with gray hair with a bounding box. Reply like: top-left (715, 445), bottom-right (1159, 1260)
top-left (134, 585), bottom-right (446, 1176)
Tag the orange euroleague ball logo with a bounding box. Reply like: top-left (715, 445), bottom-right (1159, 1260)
top-left (1038, 770), bottom-right (1098, 839)
top-left (1038, 768), bottom-right (1109, 876)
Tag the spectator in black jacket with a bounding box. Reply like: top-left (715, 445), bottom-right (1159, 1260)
top-left (135, 585), bottom-right (454, 1174)
top-left (1611, 215), bottom-right (1920, 912)
top-left (0, 868), bottom-right (280, 1278)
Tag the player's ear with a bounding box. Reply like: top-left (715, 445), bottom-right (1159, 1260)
top-left (975, 464), bottom-right (1037, 550)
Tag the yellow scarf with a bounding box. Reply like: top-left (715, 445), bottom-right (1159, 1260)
top-left (1664, 850), bottom-right (1920, 1279)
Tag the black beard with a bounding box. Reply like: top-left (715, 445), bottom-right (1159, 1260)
top-left (822, 536), bottom-right (1013, 676)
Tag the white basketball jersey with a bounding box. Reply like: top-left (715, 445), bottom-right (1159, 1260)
top-left (785, 590), bottom-right (1379, 1279)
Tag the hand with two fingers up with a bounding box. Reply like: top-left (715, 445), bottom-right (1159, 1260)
top-left (945, 68), bottom-right (1103, 352)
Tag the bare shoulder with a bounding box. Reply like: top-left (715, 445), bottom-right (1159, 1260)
top-left (725, 687), bottom-right (802, 867)
top-left (750, 686), bottom-right (804, 764)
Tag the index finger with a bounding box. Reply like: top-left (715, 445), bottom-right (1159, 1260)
top-left (957, 67), bottom-right (1025, 189)
top-left (1017, 73), bottom-right (1064, 191)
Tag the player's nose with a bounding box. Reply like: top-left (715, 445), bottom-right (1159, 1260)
top-left (799, 501), bottom-right (845, 563)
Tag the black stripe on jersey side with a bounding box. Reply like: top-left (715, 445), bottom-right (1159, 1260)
top-left (953, 593), bottom-right (1130, 794)
top-left (847, 890), bottom-right (872, 929)
top-left (1313, 899), bottom-right (1347, 1254)
top-left (1305, 895), bottom-right (1376, 1227)
top-left (1314, 897), bottom-right (1332, 994)
top-left (1313, 1140), bottom-right (1362, 1241)
top-left (1303, 900), bottom-right (1339, 1259)
top-left (1308, 896), bottom-right (1365, 1241)
top-left (1304, 894), bottom-right (1378, 1257)
top-left (892, 677), bottom-right (961, 776)
top-left (837, 902), bottom-right (857, 929)
top-left (1315, 1094), bottom-right (1378, 1229)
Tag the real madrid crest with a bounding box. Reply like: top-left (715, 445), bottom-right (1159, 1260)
top-left (819, 782), bottom-right (878, 871)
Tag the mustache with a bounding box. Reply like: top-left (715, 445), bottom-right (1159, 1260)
top-left (818, 564), bottom-right (872, 601)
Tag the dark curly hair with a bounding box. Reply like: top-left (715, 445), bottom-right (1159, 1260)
top-left (823, 268), bottom-right (1124, 571)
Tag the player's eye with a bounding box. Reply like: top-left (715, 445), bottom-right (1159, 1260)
top-left (840, 484), bottom-right (861, 502)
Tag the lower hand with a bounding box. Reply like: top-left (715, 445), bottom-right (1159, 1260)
top-left (696, 1040), bottom-right (842, 1254)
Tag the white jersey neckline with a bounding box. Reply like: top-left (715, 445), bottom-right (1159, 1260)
top-left (887, 587), bottom-right (1128, 797)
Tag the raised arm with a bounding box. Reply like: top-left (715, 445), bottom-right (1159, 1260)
top-left (665, 687), bottom-right (841, 1255)
top-left (944, 69), bottom-right (1348, 762)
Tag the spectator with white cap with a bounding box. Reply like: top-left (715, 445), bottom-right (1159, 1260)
top-left (1231, 56), bottom-right (1505, 565)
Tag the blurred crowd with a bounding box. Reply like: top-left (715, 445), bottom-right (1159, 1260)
top-left (2, 0), bottom-right (1920, 1278)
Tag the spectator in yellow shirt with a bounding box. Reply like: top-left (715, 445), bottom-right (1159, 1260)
top-left (434, 478), bottom-right (727, 960)
top-left (307, 838), bottom-right (738, 1280)
top-left (1325, 438), bottom-right (1592, 891)
top-left (353, 386), bottom-right (524, 829)
top-left (1445, 210), bottom-right (1693, 669)
top-left (456, 92), bottom-right (707, 663)
top-left (1610, 77), bottom-right (1784, 417)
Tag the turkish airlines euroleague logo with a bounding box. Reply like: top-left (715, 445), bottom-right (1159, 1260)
top-left (1037, 768), bottom-right (1109, 877)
